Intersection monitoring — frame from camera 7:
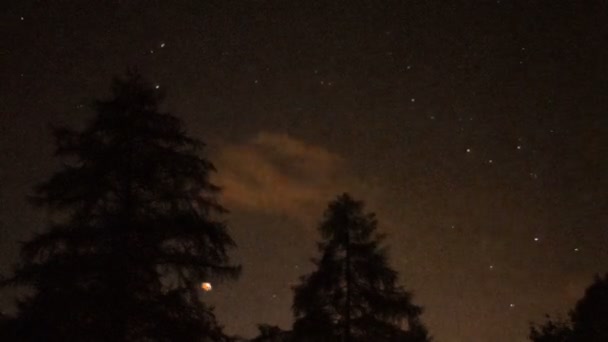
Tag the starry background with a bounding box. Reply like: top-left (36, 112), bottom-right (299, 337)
top-left (1, 1), bottom-right (607, 341)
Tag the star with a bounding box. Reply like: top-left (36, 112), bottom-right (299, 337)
top-left (489, 265), bottom-right (495, 270)
top-left (488, 159), bottom-right (493, 164)
top-left (160, 42), bottom-right (166, 48)
top-left (155, 84), bottom-right (160, 89)
top-left (466, 148), bottom-right (471, 153)
top-left (509, 303), bottom-right (515, 308)
top-left (533, 237), bottom-right (540, 242)
top-left (411, 98), bottom-right (416, 102)
top-left (574, 248), bottom-right (580, 252)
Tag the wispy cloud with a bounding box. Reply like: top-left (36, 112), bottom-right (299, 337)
top-left (213, 132), bottom-right (382, 225)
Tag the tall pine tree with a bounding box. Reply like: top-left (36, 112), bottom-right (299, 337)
top-left (291, 194), bottom-right (430, 342)
top-left (1, 72), bottom-right (240, 341)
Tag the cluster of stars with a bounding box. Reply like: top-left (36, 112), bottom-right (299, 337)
top-left (444, 140), bottom-right (582, 313)
top-left (147, 43), bottom-right (165, 88)
top-left (148, 42), bottom-right (167, 55)
top-left (461, 139), bottom-right (544, 182)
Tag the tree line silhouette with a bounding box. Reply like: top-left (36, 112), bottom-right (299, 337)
top-left (0, 72), bottom-right (606, 341)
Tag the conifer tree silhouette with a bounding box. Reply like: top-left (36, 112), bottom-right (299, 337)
top-left (291, 194), bottom-right (430, 342)
top-left (1, 71), bottom-right (240, 341)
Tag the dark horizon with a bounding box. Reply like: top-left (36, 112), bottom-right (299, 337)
top-left (1, 1), bottom-right (606, 341)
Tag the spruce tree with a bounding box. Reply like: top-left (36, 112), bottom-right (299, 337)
top-left (1, 72), bottom-right (240, 341)
top-left (291, 194), bottom-right (430, 342)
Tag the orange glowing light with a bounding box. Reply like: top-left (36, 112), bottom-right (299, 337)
top-left (201, 282), bottom-right (212, 291)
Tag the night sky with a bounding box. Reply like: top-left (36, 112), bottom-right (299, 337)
top-left (1, 1), bottom-right (607, 341)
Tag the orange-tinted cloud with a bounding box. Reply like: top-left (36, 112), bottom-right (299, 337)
top-left (213, 132), bottom-right (382, 225)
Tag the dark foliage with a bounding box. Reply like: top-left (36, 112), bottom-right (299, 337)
top-left (291, 194), bottom-right (430, 342)
top-left (0, 71), bottom-right (240, 341)
top-left (530, 274), bottom-right (608, 342)
top-left (251, 324), bottom-right (291, 342)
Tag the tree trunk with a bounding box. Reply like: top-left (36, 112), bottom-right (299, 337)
top-left (345, 225), bottom-right (351, 342)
